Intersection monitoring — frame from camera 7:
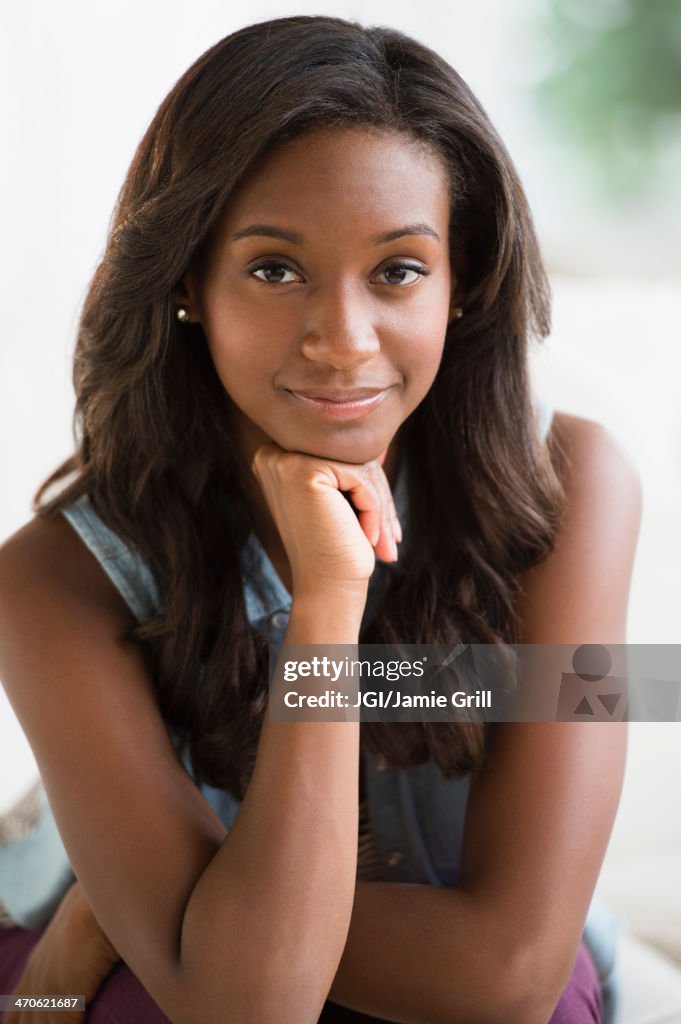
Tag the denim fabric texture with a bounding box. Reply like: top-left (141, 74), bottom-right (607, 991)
top-left (0, 396), bottom-right (625, 1021)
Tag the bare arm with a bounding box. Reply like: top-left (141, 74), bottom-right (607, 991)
top-left (178, 597), bottom-right (364, 1022)
top-left (0, 519), bottom-right (363, 1023)
top-left (0, 448), bottom-right (399, 1024)
top-left (323, 414), bottom-right (640, 1024)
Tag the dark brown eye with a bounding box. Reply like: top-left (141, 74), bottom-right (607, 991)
top-left (378, 262), bottom-right (428, 286)
top-left (251, 261), bottom-right (300, 284)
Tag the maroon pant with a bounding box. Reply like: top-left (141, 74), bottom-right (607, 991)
top-left (0, 927), bottom-right (601, 1022)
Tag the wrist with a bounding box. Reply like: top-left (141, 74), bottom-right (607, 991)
top-left (287, 587), bottom-right (367, 643)
top-left (292, 576), bottom-right (369, 606)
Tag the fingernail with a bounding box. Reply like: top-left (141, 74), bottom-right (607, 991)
top-left (394, 515), bottom-right (403, 543)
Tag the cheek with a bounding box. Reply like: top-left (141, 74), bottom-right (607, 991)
top-left (203, 322), bottom-right (272, 392)
top-left (400, 314), bottom-right (448, 388)
top-left (396, 276), bottom-right (450, 353)
top-left (201, 292), bottom-right (293, 384)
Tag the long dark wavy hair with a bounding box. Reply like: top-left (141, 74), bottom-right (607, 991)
top-left (34, 15), bottom-right (565, 801)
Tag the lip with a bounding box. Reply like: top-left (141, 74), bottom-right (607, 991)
top-left (289, 387), bottom-right (390, 401)
top-left (284, 387), bottom-right (392, 421)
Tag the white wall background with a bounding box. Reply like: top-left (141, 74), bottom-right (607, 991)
top-left (1, 2), bottom-right (679, 816)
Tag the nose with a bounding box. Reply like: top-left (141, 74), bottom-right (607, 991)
top-left (299, 282), bottom-right (381, 369)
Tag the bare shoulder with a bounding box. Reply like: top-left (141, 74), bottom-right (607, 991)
top-left (0, 511), bottom-right (134, 630)
top-left (457, 408), bottom-right (638, 1011)
top-left (548, 407), bottom-right (643, 561)
top-left (548, 408), bottom-right (642, 494)
top-left (0, 509), bottom-right (227, 1009)
top-left (517, 407), bottom-right (642, 644)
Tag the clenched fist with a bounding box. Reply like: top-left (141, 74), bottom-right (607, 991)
top-left (250, 445), bottom-right (402, 599)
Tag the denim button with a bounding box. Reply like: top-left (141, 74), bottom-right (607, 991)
top-left (270, 611), bottom-right (290, 630)
top-left (385, 850), bottom-right (404, 867)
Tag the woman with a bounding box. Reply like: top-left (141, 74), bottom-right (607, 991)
top-left (0, 15), bottom-right (640, 1024)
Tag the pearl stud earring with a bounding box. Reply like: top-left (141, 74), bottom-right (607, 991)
top-left (176, 306), bottom-right (190, 323)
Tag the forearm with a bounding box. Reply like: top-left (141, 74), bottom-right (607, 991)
top-left (178, 597), bottom-right (364, 1024)
top-left (327, 882), bottom-right (537, 1024)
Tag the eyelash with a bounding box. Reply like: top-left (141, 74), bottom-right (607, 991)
top-left (249, 259), bottom-right (430, 287)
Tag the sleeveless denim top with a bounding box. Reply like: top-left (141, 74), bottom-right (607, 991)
top-left (0, 396), bottom-right (625, 1022)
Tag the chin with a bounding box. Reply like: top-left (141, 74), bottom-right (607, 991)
top-left (278, 429), bottom-right (389, 466)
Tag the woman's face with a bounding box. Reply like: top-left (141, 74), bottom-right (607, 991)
top-left (181, 126), bottom-right (460, 472)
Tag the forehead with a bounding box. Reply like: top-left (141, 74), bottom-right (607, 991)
top-left (217, 126), bottom-right (451, 242)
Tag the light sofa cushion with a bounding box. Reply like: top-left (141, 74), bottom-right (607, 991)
top-left (599, 853), bottom-right (681, 967)
top-left (617, 932), bottom-right (681, 1024)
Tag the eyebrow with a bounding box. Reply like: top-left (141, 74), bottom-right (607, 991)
top-left (231, 222), bottom-right (440, 245)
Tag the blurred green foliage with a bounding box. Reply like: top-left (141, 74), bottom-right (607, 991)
top-left (535, 0), bottom-right (681, 201)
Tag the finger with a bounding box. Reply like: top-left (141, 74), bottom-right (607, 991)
top-left (371, 449), bottom-right (398, 542)
top-left (321, 461), bottom-right (388, 553)
top-left (353, 462), bottom-right (395, 562)
top-left (370, 461), bottom-right (399, 562)
top-left (356, 507), bottom-right (380, 547)
top-left (250, 441), bottom-right (283, 478)
top-left (373, 447), bottom-right (402, 543)
top-left (384, 477), bottom-right (402, 545)
top-left (374, 470), bottom-right (395, 561)
top-left (374, 455), bottom-right (401, 542)
top-left (350, 469), bottom-right (383, 549)
top-left (320, 461), bottom-right (383, 517)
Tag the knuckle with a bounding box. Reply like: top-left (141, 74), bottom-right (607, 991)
top-left (251, 445), bottom-right (269, 473)
top-left (274, 451), bottom-right (301, 479)
top-left (252, 442), bottom-right (283, 475)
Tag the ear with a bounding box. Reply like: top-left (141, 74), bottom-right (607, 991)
top-left (447, 250), bottom-right (467, 324)
top-left (173, 271), bottom-right (202, 324)
top-left (447, 300), bottom-right (463, 324)
top-left (447, 274), bottom-right (465, 325)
